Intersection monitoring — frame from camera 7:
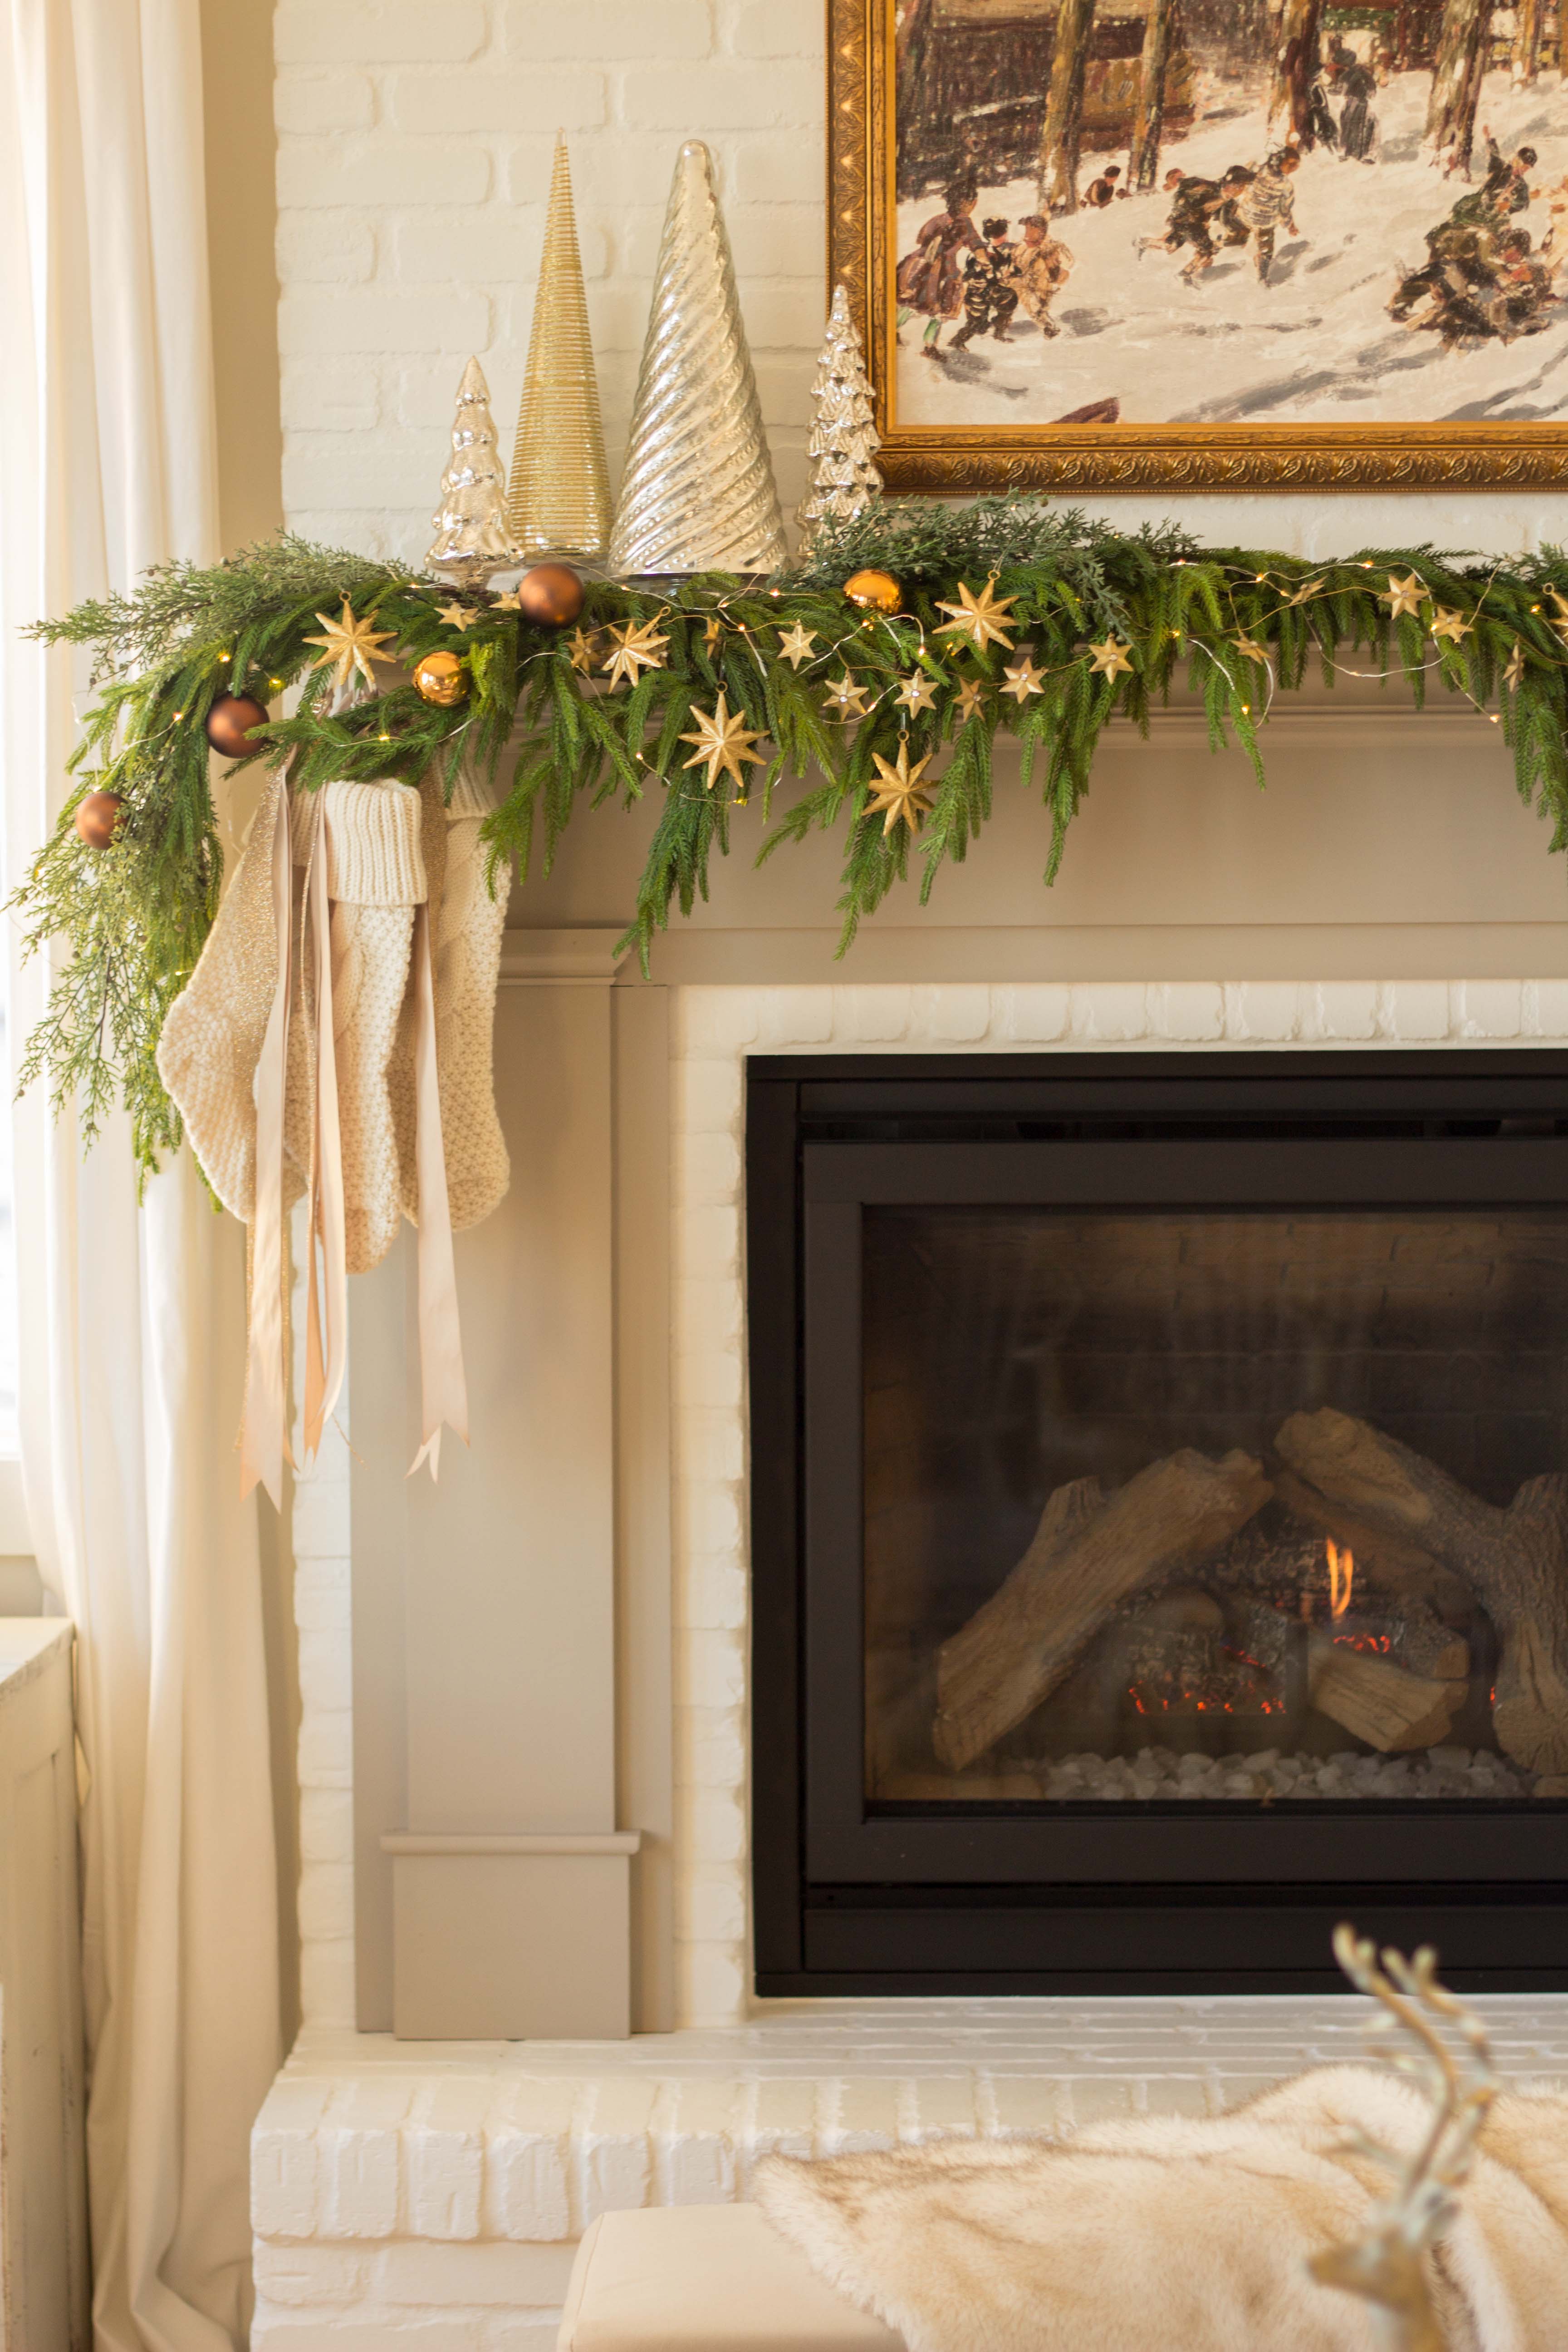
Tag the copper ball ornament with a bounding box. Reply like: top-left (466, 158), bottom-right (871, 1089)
top-left (843, 568), bottom-right (903, 614)
top-left (413, 649), bottom-right (468, 707)
top-left (514, 564), bottom-right (587, 628)
top-left (74, 791), bottom-right (125, 849)
top-left (205, 691), bottom-right (270, 758)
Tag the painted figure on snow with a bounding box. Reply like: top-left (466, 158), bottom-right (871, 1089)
top-left (889, 0), bottom-right (1568, 431)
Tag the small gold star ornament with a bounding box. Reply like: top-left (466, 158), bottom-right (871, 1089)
top-left (601, 617), bottom-right (670, 690)
top-left (437, 601), bottom-right (482, 630)
top-left (1431, 608), bottom-right (1473, 644)
top-left (895, 671), bottom-right (940, 716)
top-left (1231, 634), bottom-right (1269, 665)
top-left (305, 599), bottom-right (396, 692)
top-left (1382, 573), bottom-right (1426, 621)
top-left (824, 673), bottom-right (871, 721)
top-left (1545, 588), bottom-right (1568, 646)
top-left (955, 677), bottom-right (989, 724)
top-left (566, 627), bottom-right (599, 675)
top-left (1001, 653), bottom-right (1046, 703)
top-left (778, 622), bottom-right (818, 671)
top-left (864, 742), bottom-right (936, 836)
top-left (680, 692), bottom-right (765, 793)
top-left (703, 617), bottom-right (725, 652)
top-left (1087, 636), bottom-right (1136, 679)
top-left (936, 577), bottom-right (1017, 653)
top-left (1504, 641), bottom-right (1527, 691)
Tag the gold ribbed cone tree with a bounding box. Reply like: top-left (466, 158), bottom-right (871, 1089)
top-left (508, 135), bottom-right (612, 562)
top-left (608, 140), bottom-right (786, 578)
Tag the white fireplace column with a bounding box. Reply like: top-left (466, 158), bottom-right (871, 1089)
top-left (348, 929), bottom-right (673, 2039)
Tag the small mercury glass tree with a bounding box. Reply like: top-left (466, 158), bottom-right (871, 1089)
top-left (795, 285), bottom-right (883, 554)
top-left (426, 356), bottom-right (523, 587)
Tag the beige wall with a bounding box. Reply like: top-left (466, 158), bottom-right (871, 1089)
top-left (202, 0), bottom-right (283, 550)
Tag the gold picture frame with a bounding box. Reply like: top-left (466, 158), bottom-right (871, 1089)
top-left (828, 0), bottom-right (1568, 491)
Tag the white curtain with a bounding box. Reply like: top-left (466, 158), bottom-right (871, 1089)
top-left (0, 4), bottom-right (281, 2347)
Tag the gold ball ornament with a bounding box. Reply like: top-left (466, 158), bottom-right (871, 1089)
top-left (843, 568), bottom-right (903, 614)
top-left (74, 791), bottom-right (125, 848)
top-left (412, 650), bottom-right (468, 708)
top-left (515, 564), bottom-right (587, 628)
top-left (205, 691), bottom-right (270, 758)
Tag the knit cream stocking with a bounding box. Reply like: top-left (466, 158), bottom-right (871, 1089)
top-left (391, 760), bottom-right (510, 1232)
top-left (315, 778), bottom-right (426, 1274)
top-left (157, 764), bottom-right (305, 1223)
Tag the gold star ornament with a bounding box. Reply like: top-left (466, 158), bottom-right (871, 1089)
top-left (1001, 653), bottom-right (1046, 704)
top-left (895, 671), bottom-right (941, 716)
top-left (601, 617), bottom-right (669, 690)
top-left (1087, 637), bottom-right (1136, 680)
top-left (438, 601), bottom-right (482, 630)
top-left (566, 626), bottom-right (599, 675)
top-left (824, 673), bottom-right (871, 722)
top-left (1546, 588), bottom-right (1568, 646)
top-left (703, 617), bottom-right (725, 652)
top-left (936, 577), bottom-right (1018, 654)
top-left (1231, 634), bottom-right (1269, 665)
top-left (1431, 607), bottom-right (1473, 644)
top-left (778, 622), bottom-right (818, 671)
top-left (955, 677), bottom-right (989, 724)
top-left (864, 742), bottom-right (936, 836)
top-left (679, 692), bottom-right (765, 794)
top-left (305, 599), bottom-right (397, 692)
top-left (1382, 573), bottom-right (1426, 621)
top-left (1504, 641), bottom-right (1527, 691)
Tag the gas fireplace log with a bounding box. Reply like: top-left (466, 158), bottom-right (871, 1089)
top-left (933, 1449), bottom-right (1273, 1772)
top-left (1271, 1465), bottom-right (1473, 1619)
top-left (1276, 1406), bottom-right (1568, 1774)
top-left (1306, 1632), bottom-right (1467, 1753)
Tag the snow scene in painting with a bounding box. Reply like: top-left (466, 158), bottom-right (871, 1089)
top-left (893, 33), bottom-right (1568, 429)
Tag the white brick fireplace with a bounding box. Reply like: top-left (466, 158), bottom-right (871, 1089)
top-left (255, 967), bottom-right (1568, 2349)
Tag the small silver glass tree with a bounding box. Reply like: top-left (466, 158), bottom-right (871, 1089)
top-left (796, 285), bottom-right (883, 556)
top-left (426, 356), bottom-right (523, 588)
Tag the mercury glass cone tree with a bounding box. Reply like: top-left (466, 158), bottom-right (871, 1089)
top-left (608, 140), bottom-right (786, 578)
top-left (426, 355), bottom-right (523, 585)
top-left (796, 283), bottom-right (883, 554)
top-left (507, 135), bottom-right (612, 562)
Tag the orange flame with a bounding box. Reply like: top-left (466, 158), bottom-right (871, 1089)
top-left (1326, 1538), bottom-right (1355, 1621)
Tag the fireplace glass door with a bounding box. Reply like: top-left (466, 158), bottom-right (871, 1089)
top-left (752, 1053), bottom-right (1568, 1992)
top-left (863, 1205), bottom-right (1568, 1812)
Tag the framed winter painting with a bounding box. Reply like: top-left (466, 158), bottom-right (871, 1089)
top-left (828, 0), bottom-right (1568, 488)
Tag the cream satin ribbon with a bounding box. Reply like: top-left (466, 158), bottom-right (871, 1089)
top-left (407, 895), bottom-right (469, 1477)
top-left (240, 775), bottom-right (467, 1496)
top-left (239, 773), bottom-right (294, 1507)
top-left (301, 797), bottom-right (348, 1461)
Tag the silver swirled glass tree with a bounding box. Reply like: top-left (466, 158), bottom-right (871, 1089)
top-left (608, 141), bottom-right (786, 578)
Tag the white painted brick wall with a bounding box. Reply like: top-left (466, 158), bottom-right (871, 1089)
top-left (275, 0), bottom-right (826, 564)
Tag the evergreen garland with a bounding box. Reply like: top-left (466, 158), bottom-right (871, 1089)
top-left (17, 503), bottom-right (1568, 1174)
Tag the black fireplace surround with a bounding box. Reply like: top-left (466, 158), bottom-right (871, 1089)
top-left (747, 1050), bottom-right (1568, 1995)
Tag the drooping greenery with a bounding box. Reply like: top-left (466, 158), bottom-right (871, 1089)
top-left (17, 502), bottom-right (1568, 1173)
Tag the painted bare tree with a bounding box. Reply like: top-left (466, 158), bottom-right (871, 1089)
top-left (1039, 0), bottom-right (1098, 212)
top-left (1426, 0), bottom-right (1493, 170)
top-left (1513, 0), bottom-right (1540, 82)
top-left (1131, 0), bottom-right (1178, 191)
top-left (1269, 0), bottom-right (1322, 141)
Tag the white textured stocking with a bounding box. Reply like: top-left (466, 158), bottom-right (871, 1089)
top-left (317, 778), bottom-right (426, 1273)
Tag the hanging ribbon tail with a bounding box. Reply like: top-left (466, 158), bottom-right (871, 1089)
top-left (240, 776), bottom-right (294, 1507)
top-left (407, 898), bottom-right (469, 1478)
top-left (301, 806), bottom-right (349, 1461)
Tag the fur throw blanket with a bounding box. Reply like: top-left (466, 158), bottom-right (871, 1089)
top-left (755, 2064), bottom-right (1568, 2352)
